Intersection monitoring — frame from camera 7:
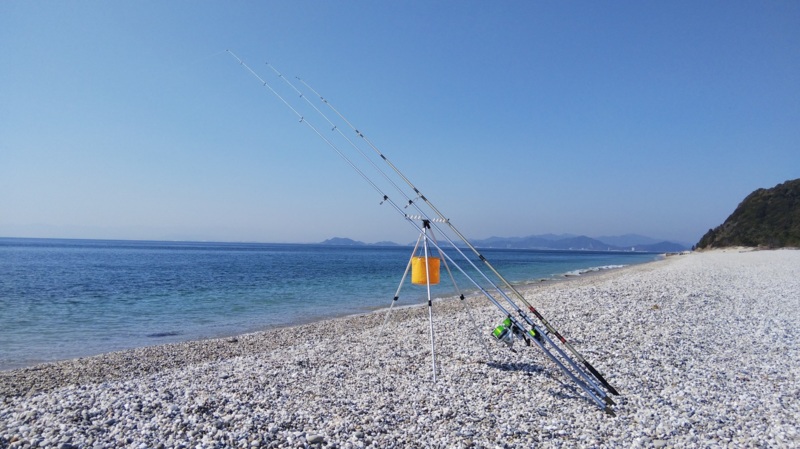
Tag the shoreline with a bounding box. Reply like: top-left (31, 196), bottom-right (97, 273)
top-left (3, 250), bottom-right (798, 447)
top-left (0, 256), bottom-right (659, 374)
top-left (0, 257), bottom-right (662, 397)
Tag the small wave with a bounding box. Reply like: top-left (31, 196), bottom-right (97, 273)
top-left (146, 331), bottom-right (181, 338)
top-left (563, 265), bottom-right (625, 277)
top-left (519, 278), bottom-right (552, 285)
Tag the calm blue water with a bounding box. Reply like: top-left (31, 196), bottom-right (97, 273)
top-left (0, 238), bottom-right (661, 370)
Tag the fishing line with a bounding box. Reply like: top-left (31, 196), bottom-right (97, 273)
top-left (227, 51), bottom-right (615, 413)
top-left (268, 66), bottom-right (488, 363)
top-left (290, 76), bottom-right (542, 322)
top-left (231, 49), bottom-right (513, 382)
top-left (274, 72), bottom-right (538, 332)
top-left (296, 76), bottom-right (619, 398)
top-left (237, 53), bottom-right (614, 411)
top-left (227, 51), bottom-right (390, 209)
top-left (264, 62), bottom-right (518, 328)
top-left (294, 79), bottom-right (553, 303)
top-left (284, 78), bottom-right (610, 402)
top-left (267, 63), bottom-right (415, 213)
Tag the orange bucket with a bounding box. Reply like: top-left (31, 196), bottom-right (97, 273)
top-left (411, 256), bottom-right (440, 285)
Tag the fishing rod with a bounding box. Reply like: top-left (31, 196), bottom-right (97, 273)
top-left (273, 69), bottom-right (617, 404)
top-left (226, 51), bottom-right (616, 413)
top-left (297, 66), bottom-right (613, 411)
top-left (230, 51), bottom-right (615, 410)
top-left (296, 77), bottom-right (620, 397)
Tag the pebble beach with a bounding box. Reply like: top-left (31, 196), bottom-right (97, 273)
top-left (1, 249), bottom-right (798, 448)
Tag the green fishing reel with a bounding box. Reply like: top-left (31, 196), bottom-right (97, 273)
top-left (492, 317), bottom-right (516, 350)
top-left (492, 317), bottom-right (541, 351)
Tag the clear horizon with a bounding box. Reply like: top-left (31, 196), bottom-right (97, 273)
top-left (0, 232), bottom-right (694, 248)
top-left (2, 2), bottom-right (798, 246)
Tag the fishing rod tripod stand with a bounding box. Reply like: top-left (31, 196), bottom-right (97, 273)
top-left (382, 217), bottom-right (462, 382)
top-left (381, 219), bottom-right (618, 413)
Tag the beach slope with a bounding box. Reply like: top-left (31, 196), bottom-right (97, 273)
top-left (1, 250), bottom-right (798, 447)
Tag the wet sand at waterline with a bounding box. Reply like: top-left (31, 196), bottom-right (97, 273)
top-left (2, 249), bottom-right (798, 447)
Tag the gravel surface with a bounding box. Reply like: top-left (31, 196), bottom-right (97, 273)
top-left (2, 249), bottom-right (798, 448)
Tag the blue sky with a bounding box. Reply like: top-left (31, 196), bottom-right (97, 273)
top-left (1, 1), bottom-right (798, 245)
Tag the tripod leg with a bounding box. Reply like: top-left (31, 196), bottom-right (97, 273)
top-left (422, 229), bottom-right (437, 382)
top-left (380, 235), bottom-right (423, 334)
top-left (427, 294), bottom-right (437, 382)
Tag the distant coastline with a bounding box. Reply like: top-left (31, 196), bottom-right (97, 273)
top-left (319, 237), bottom-right (402, 247)
top-left (321, 234), bottom-right (689, 253)
top-left (2, 233), bottom-right (689, 253)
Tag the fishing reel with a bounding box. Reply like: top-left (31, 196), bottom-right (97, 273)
top-left (492, 317), bottom-right (522, 352)
top-left (492, 317), bottom-right (542, 352)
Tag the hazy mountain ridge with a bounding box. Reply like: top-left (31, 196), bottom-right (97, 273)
top-left (595, 234), bottom-right (663, 247)
top-left (322, 234), bottom-right (688, 252)
top-left (469, 235), bottom-right (687, 252)
top-left (320, 237), bottom-right (400, 247)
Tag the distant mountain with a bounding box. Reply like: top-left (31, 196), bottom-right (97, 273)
top-left (596, 234), bottom-right (690, 252)
top-left (535, 233), bottom-right (579, 241)
top-left (696, 179), bottom-right (800, 249)
top-left (595, 234), bottom-right (661, 247)
top-left (470, 234), bottom-right (689, 252)
top-left (320, 237), bottom-right (366, 246)
top-left (476, 235), bottom-right (551, 248)
top-left (320, 237), bottom-right (401, 246)
top-left (372, 241), bottom-right (402, 247)
top-left (323, 234), bottom-right (689, 252)
top-left (543, 236), bottom-right (618, 251)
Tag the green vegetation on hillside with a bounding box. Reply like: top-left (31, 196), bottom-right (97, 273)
top-left (696, 179), bottom-right (800, 249)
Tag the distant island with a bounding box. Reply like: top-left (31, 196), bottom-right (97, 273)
top-left (320, 237), bottom-right (401, 247)
top-left (696, 178), bottom-right (800, 249)
top-left (321, 234), bottom-right (688, 252)
top-left (323, 177), bottom-right (800, 252)
top-left (466, 234), bottom-right (686, 252)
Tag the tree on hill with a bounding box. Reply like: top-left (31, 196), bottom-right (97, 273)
top-left (696, 178), bottom-right (800, 249)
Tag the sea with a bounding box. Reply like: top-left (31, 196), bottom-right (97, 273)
top-left (0, 237), bottom-right (662, 370)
